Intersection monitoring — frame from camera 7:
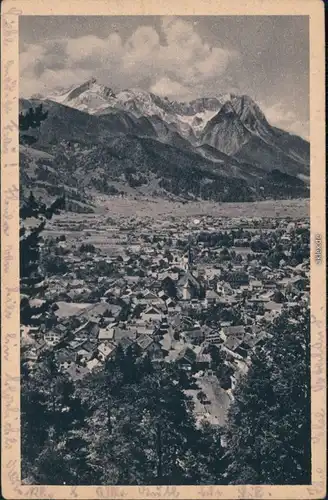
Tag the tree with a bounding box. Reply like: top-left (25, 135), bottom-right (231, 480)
top-left (182, 421), bottom-right (227, 484)
top-left (161, 276), bottom-right (177, 298)
top-left (219, 248), bottom-right (230, 261)
top-left (43, 254), bottom-right (69, 275)
top-left (173, 331), bottom-right (180, 341)
top-left (29, 428), bottom-right (94, 485)
top-left (164, 249), bottom-right (174, 263)
top-left (19, 104), bottom-right (48, 131)
top-left (225, 309), bottom-right (310, 484)
top-left (79, 243), bottom-right (96, 253)
top-left (250, 239), bottom-right (269, 253)
top-left (20, 192), bottom-right (65, 324)
top-left (75, 351), bottom-right (226, 485)
top-left (19, 104), bottom-right (48, 145)
top-left (209, 344), bottom-right (224, 371)
top-left (21, 352), bottom-right (89, 483)
top-left (273, 289), bottom-right (286, 303)
top-left (22, 346), bottom-right (228, 485)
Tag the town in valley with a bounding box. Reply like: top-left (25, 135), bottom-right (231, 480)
top-left (21, 202), bottom-right (310, 429)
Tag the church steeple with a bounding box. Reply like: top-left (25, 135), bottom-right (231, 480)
top-left (183, 234), bottom-right (195, 272)
top-left (187, 245), bottom-right (193, 270)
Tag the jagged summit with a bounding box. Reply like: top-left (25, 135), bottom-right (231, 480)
top-left (38, 79), bottom-right (266, 139)
top-left (47, 77), bottom-right (116, 114)
top-left (39, 80), bottom-right (226, 132)
top-left (23, 77), bottom-right (309, 201)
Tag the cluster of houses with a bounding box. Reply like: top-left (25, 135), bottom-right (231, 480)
top-left (21, 214), bottom-right (310, 416)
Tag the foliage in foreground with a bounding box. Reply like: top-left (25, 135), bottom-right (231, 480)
top-left (21, 348), bottom-right (227, 485)
top-left (225, 309), bottom-right (311, 484)
top-left (21, 307), bottom-right (310, 485)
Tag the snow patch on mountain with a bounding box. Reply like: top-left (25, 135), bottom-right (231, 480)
top-left (43, 79), bottom-right (229, 137)
top-left (177, 109), bottom-right (220, 134)
top-left (48, 78), bottom-right (116, 114)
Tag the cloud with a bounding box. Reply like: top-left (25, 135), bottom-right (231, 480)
top-left (20, 43), bottom-right (46, 74)
top-left (150, 77), bottom-right (191, 100)
top-left (19, 17), bottom-right (238, 101)
top-left (262, 102), bottom-right (309, 140)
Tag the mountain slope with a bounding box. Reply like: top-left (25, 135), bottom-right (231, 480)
top-left (19, 99), bottom-right (259, 202)
top-left (19, 144), bottom-right (95, 213)
top-left (41, 79), bottom-right (226, 141)
top-left (201, 95), bottom-right (310, 177)
top-left (40, 79), bottom-right (309, 178)
top-left (20, 84), bottom-right (310, 206)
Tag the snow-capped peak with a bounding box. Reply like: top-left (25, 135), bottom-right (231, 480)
top-left (40, 78), bottom-right (269, 138)
top-left (46, 77), bottom-right (116, 114)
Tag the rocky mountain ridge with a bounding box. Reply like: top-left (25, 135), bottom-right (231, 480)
top-left (21, 78), bottom-right (310, 209)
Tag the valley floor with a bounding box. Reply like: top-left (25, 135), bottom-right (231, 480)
top-left (90, 195), bottom-right (310, 220)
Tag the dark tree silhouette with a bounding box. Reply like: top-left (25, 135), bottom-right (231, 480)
top-left (19, 104), bottom-right (48, 131)
top-left (224, 309), bottom-right (311, 484)
top-left (19, 103), bottom-right (48, 145)
top-left (20, 191), bottom-right (65, 324)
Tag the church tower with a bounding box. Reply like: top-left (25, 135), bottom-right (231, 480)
top-left (183, 234), bottom-right (195, 272)
top-left (187, 244), bottom-right (193, 271)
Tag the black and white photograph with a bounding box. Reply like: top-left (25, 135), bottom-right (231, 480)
top-left (2, 7), bottom-right (322, 495)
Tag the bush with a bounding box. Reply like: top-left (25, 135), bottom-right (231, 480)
top-left (43, 255), bottom-right (69, 275)
top-left (79, 243), bottom-right (96, 253)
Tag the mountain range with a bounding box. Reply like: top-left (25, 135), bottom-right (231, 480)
top-left (20, 77), bottom-right (310, 210)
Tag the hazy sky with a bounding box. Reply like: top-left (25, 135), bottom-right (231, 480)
top-left (19, 16), bottom-right (309, 139)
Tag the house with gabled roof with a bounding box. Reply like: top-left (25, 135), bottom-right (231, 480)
top-left (117, 337), bottom-right (135, 352)
top-left (136, 334), bottom-right (154, 352)
top-left (44, 329), bottom-right (65, 347)
top-left (264, 301), bottom-right (283, 313)
top-left (249, 279), bottom-right (263, 292)
top-left (73, 320), bottom-right (99, 342)
top-left (175, 346), bottom-right (197, 370)
top-left (113, 326), bottom-right (137, 344)
top-left (23, 340), bottom-right (47, 365)
top-left (98, 327), bottom-right (115, 342)
top-left (196, 352), bottom-right (211, 370)
top-left (138, 335), bottom-right (163, 359)
top-left (143, 289), bottom-right (160, 301)
top-left (181, 327), bottom-right (205, 345)
top-left (220, 325), bottom-right (245, 343)
top-left (204, 329), bottom-right (222, 345)
top-left (86, 357), bottom-right (102, 372)
top-left (76, 347), bottom-right (94, 365)
top-left (141, 305), bottom-right (163, 323)
top-left (97, 342), bottom-right (116, 362)
top-left (204, 289), bottom-right (220, 308)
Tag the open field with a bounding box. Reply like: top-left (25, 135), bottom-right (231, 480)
top-left (95, 196), bottom-right (310, 220)
top-left (41, 197), bottom-right (310, 255)
top-left (44, 197), bottom-right (310, 233)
